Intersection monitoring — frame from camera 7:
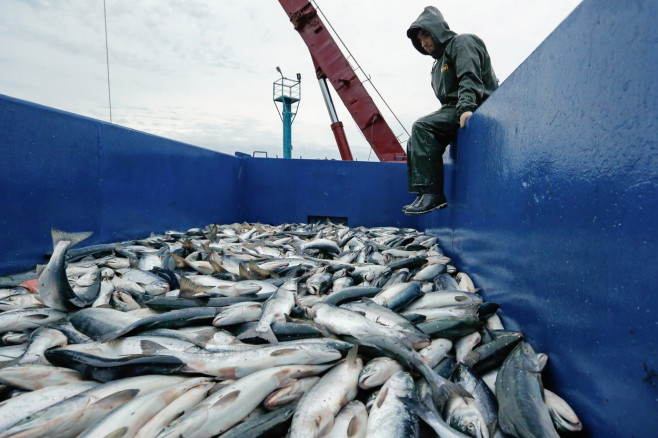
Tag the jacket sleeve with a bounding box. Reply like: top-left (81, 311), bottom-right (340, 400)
top-left (450, 34), bottom-right (488, 116)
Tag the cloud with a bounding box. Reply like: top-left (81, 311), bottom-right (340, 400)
top-left (0, 0), bottom-right (582, 162)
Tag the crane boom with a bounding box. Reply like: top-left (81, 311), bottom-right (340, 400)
top-left (278, 0), bottom-right (406, 162)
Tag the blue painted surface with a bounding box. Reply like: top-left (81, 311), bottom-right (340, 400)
top-left (0, 0), bottom-right (656, 435)
top-left (240, 158), bottom-right (418, 228)
top-left (0, 95), bottom-right (243, 273)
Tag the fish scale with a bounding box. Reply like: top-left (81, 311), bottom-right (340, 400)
top-left (0, 222), bottom-right (580, 437)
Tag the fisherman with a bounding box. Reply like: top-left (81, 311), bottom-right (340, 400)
top-left (403, 6), bottom-right (499, 215)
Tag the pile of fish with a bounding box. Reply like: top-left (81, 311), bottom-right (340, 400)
top-left (0, 222), bottom-right (583, 437)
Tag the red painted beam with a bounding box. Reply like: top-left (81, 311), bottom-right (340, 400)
top-left (278, 0), bottom-right (406, 162)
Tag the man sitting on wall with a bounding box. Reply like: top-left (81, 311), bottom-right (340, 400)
top-left (404, 6), bottom-right (499, 215)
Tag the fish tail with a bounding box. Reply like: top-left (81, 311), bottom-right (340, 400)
top-left (236, 325), bottom-right (279, 344)
top-left (51, 228), bottom-right (93, 249)
top-left (421, 363), bottom-right (472, 411)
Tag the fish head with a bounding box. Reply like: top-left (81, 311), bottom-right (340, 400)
top-left (514, 341), bottom-right (543, 373)
top-left (358, 365), bottom-right (379, 389)
top-left (448, 401), bottom-right (490, 438)
top-left (305, 302), bottom-right (324, 319)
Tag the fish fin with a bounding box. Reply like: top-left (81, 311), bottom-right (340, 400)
top-left (346, 414), bottom-right (365, 438)
top-left (236, 325), bottom-right (278, 344)
top-left (316, 417), bottom-right (335, 437)
top-left (51, 228), bottom-right (93, 249)
top-left (428, 374), bottom-right (472, 412)
top-left (140, 340), bottom-right (166, 354)
top-left (270, 348), bottom-right (300, 357)
top-left (94, 388), bottom-right (140, 408)
top-left (188, 327), bottom-right (221, 346)
top-left (410, 336), bottom-right (432, 350)
top-left (346, 345), bottom-right (359, 365)
top-left (24, 313), bottom-right (52, 320)
top-left (396, 335), bottom-right (416, 351)
top-left (103, 427), bottom-right (128, 438)
top-left (376, 386), bottom-right (389, 408)
top-left (402, 393), bottom-right (437, 425)
top-left (169, 253), bottom-right (187, 269)
top-left (209, 260), bottom-right (223, 274)
top-left (35, 264), bottom-right (47, 277)
top-left (238, 262), bottom-right (255, 280)
top-left (235, 327), bottom-right (258, 341)
top-left (402, 313), bottom-right (426, 324)
top-left (212, 390), bottom-right (240, 408)
top-left (66, 296), bottom-right (88, 309)
top-left (204, 224), bottom-right (218, 242)
top-left (273, 370), bottom-right (295, 388)
top-left (179, 277), bottom-right (212, 298)
top-left (208, 250), bottom-right (223, 266)
top-left (258, 325), bottom-right (279, 344)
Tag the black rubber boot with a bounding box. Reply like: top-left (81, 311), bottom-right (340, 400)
top-left (404, 194), bottom-right (448, 215)
top-left (402, 194), bottom-right (423, 212)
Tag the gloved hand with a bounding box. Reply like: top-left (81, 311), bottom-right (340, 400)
top-left (459, 111), bottom-right (473, 128)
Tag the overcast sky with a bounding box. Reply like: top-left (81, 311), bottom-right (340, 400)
top-left (0, 0), bottom-right (582, 160)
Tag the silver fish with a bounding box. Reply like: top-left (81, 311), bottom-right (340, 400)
top-left (236, 278), bottom-right (296, 343)
top-left (418, 338), bottom-right (453, 368)
top-left (544, 389), bottom-right (583, 433)
top-left (0, 381), bottom-right (98, 433)
top-left (366, 372), bottom-right (419, 438)
top-left (290, 347), bottom-right (362, 438)
top-left (263, 376), bottom-right (320, 409)
top-left (0, 293), bottom-right (44, 311)
top-left (212, 302), bottom-right (263, 326)
top-left (403, 290), bottom-right (484, 310)
top-left (0, 364), bottom-right (84, 390)
top-left (496, 342), bottom-right (559, 438)
top-left (0, 308), bottom-right (66, 335)
top-left (341, 298), bottom-right (430, 348)
top-left (0, 374), bottom-right (187, 438)
top-left (12, 327), bottom-right (68, 366)
top-left (325, 400), bottom-right (368, 438)
top-left (158, 364), bottom-right (332, 438)
top-left (359, 357), bottom-right (405, 389)
top-left (142, 339), bottom-right (342, 378)
top-left (78, 377), bottom-right (213, 438)
top-left (134, 380), bottom-right (215, 438)
top-left (371, 281), bottom-right (423, 310)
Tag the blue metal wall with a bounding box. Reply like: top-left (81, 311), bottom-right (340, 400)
top-left (0, 95), bottom-right (243, 273)
top-left (240, 158), bottom-right (418, 228)
top-left (420, 0), bottom-right (658, 436)
top-left (0, 0), bottom-right (656, 435)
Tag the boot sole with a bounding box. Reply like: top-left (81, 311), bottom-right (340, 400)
top-left (404, 202), bottom-right (448, 215)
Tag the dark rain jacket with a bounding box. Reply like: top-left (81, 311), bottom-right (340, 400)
top-left (407, 6), bottom-right (499, 116)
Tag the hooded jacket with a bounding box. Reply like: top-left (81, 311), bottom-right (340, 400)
top-left (407, 6), bottom-right (498, 116)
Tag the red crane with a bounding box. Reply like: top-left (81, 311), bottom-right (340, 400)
top-left (278, 0), bottom-right (406, 162)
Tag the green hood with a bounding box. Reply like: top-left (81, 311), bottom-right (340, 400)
top-left (407, 6), bottom-right (456, 59)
